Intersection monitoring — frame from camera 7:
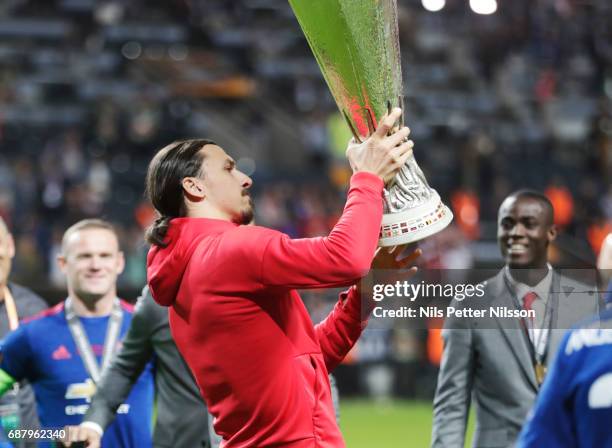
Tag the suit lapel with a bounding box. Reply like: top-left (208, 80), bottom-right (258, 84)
top-left (489, 271), bottom-right (539, 392)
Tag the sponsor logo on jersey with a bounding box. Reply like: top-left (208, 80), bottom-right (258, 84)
top-left (565, 329), bottom-right (612, 355)
top-left (52, 345), bottom-right (72, 360)
top-left (65, 403), bottom-right (130, 416)
top-left (65, 379), bottom-right (96, 402)
top-left (64, 379), bottom-right (130, 416)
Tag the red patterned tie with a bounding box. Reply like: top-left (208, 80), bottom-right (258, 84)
top-left (522, 292), bottom-right (537, 331)
top-left (522, 292), bottom-right (537, 312)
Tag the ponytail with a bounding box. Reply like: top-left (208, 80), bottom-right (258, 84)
top-left (145, 215), bottom-right (173, 247)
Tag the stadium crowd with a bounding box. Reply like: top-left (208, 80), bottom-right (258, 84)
top-left (0, 0), bottom-right (610, 447)
top-left (0, 0), bottom-right (610, 289)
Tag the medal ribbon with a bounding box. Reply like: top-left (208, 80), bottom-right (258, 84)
top-left (64, 298), bottom-right (123, 384)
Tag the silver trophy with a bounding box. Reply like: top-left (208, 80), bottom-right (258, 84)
top-left (289, 0), bottom-right (453, 246)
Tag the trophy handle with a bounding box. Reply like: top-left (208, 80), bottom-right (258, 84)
top-left (342, 111), bottom-right (362, 143)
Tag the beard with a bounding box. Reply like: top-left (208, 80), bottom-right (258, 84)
top-left (233, 194), bottom-right (255, 225)
top-left (238, 208), bottom-right (254, 225)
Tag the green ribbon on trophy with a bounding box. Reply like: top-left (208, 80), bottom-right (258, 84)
top-left (289, 0), bottom-right (453, 246)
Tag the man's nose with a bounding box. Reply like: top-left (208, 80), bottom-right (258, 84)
top-left (509, 223), bottom-right (525, 237)
top-left (241, 173), bottom-right (253, 189)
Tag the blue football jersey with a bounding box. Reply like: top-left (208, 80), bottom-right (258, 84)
top-left (0, 301), bottom-right (153, 448)
top-left (518, 308), bottom-right (612, 448)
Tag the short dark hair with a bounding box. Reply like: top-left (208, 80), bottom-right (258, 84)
top-left (62, 219), bottom-right (118, 255)
top-left (145, 138), bottom-right (216, 247)
top-left (505, 189), bottom-right (554, 224)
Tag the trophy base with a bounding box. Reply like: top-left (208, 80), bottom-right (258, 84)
top-left (378, 191), bottom-right (453, 247)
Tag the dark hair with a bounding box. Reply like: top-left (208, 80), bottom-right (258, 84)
top-left (145, 138), bottom-right (216, 247)
top-left (506, 189), bottom-right (554, 225)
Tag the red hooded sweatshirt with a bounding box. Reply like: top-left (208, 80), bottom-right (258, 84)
top-left (147, 172), bottom-right (383, 447)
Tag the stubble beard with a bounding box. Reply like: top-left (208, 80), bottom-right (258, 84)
top-left (234, 192), bottom-right (255, 225)
top-left (237, 201), bottom-right (255, 225)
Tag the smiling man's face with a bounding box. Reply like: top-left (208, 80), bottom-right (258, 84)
top-left (58, 228), bottom-right (124, 305)
top-left (497, 195), bottom-right (556, 269)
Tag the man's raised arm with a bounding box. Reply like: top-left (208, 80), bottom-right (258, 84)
top-left (256, 109), bottom-right (415, 290)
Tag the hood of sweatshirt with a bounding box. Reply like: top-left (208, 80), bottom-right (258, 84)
top-left (146, 217), bottom-right (236, 307)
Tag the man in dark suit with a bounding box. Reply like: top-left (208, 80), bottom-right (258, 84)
top-left (0, 218), bottom-right (47, 447)
top-left (431, 190), bottom-right (601, 448)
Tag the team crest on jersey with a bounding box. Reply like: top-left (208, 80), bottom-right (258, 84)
top-left (65, 378), bottom-right (96, 402)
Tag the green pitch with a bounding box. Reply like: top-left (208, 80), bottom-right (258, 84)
top-left (340, 399), bottom-right (474, 447)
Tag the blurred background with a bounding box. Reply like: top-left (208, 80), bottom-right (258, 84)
top-left (0, 0), bottom-right (610, 445)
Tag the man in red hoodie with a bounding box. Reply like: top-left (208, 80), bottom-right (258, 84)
top-left (145, 108), bottom-right (418, 447)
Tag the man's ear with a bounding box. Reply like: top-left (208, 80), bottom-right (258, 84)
top-left (116, 251), bottom-right (125, 275)
top-left (57, 254), bottom-right (68, 275)
top-left (547, 225), bottom-right (558, 243)
top-left (181, 177), bottom-right (206, 200)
